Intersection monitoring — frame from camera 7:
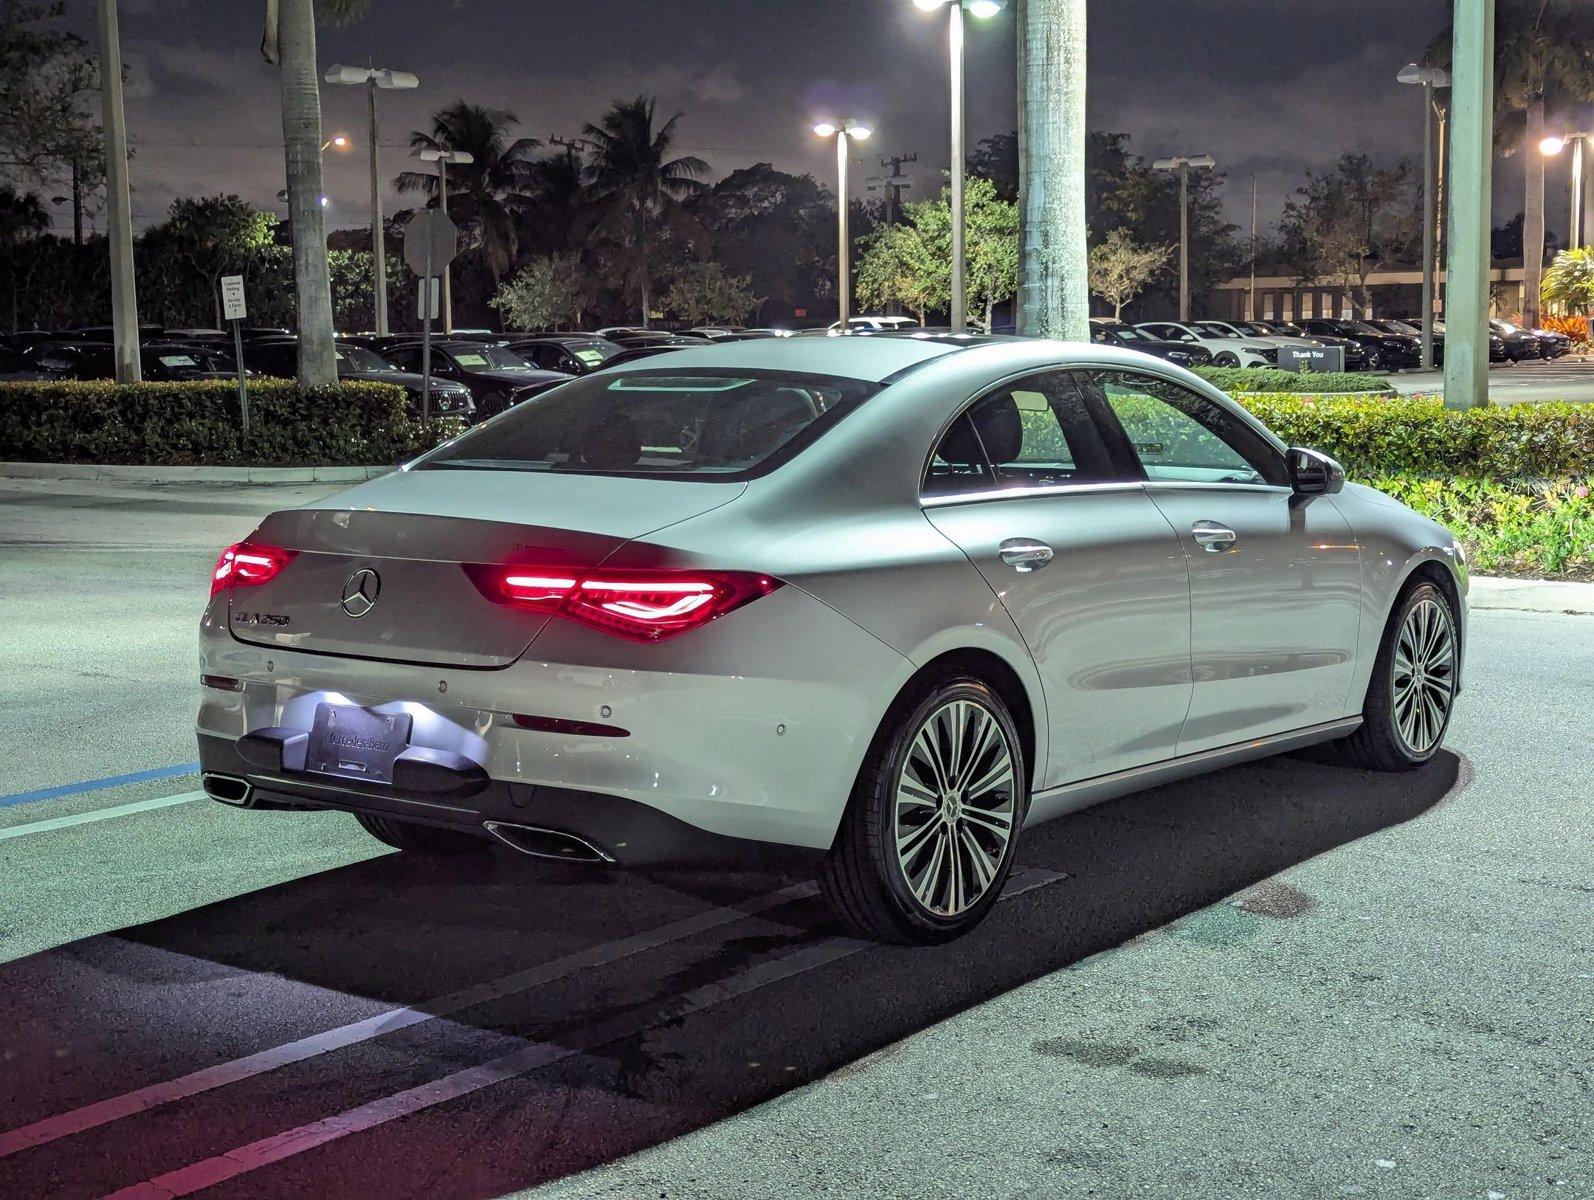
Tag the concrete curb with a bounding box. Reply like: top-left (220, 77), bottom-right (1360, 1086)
top-left (1467, 575), bottom-right (1594, 615)
top-left (0, 461), bottom-right (388, 483)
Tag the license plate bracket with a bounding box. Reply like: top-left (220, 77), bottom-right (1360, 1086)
top-left (305, 703), bottom-right (413, 785)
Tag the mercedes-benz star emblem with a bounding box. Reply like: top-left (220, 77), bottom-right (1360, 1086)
top-left (340, 568), bottom-right (381, 618)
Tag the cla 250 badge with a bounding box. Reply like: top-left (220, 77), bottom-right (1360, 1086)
top-left (232, 611), bottom-right (290, 627)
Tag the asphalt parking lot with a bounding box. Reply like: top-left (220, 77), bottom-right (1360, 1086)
top-left (0, 478), bottom-right (1589, 1200)
top-left (1390, 354), bottom-right (1594, 403)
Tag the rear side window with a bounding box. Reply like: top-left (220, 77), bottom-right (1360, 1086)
top-left (924, 372), bottom-right (1119, 497)
top-left (419, 367), bottom-right (877, 479)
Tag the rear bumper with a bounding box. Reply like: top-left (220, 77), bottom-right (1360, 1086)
top-left (197, 581), bottom-right (913, 862)
top-left (197, 732), bottom-right (822, 868)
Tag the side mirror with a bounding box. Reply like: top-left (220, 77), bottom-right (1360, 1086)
top-left (1288, 446), bottom-right (1344, 496)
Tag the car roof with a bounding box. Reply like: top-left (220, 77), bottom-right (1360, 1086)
top-left (597, 330), bottom-right (968, 383)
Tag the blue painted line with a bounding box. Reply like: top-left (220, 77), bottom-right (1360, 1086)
top-left (0, 763), bottom-right (200, 810)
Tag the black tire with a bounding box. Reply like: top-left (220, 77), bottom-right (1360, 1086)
top-left (819, 676), bottom-right (1027, 944)
top-left (1212, 352), bottom-right (1240, 367)
top-left (480, 389), bottom-right (510, 418)
top-left (1336, 581), bottom-right (1458, 772)
top-left (353, 812), bottom-right (489, 854)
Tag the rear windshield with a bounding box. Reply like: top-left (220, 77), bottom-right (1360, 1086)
top-left (419, 367), bottom-right (877, 480)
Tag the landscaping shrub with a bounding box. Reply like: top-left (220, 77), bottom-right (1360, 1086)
top-left (1237, 395), bottom-right (1594, 480)
top-left (0, 379), bottom-right (463, 466)
top-left (1370, 475), bottom-right (1593, 581)
top-left (1193, 366), bottom-right (1394, 395)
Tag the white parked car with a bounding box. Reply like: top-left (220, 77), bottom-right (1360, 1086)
top-left (1135, 320), bottom-right (1278, 368)
top-left (1193, 319), bottom-right (1328, 355)
top-left (829, 316), bottom-right (920, 333)
top-left (199, 336), bottom-right (1466, 943)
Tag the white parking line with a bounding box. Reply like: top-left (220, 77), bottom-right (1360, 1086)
top-left (0, 881), bottom-right (818, 1158)
top-left (0, 793), bottom-right (203, 842)
top-left (95, 869), bottom-right (1064, 1200)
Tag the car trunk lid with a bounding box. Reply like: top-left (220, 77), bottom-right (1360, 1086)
top-left (226, 469), bottom-right (743, 668)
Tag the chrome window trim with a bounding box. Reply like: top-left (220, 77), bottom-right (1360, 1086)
top-left (1140, 480), bottom-right (1294, 496)
top-left (921, 480), bottom-right (1145, 509)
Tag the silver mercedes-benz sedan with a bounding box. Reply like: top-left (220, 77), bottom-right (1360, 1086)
top-left (198, 335), bottom-right (1466, 943)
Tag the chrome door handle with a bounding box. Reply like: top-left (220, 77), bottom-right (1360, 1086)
top-left (999, 538), bottom-right (1054, 572)
top-left (1191, 521), bottom-right (1238, 552)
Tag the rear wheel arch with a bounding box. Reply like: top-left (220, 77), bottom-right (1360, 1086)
top-left (873, 647), bottom-right (1039, 795)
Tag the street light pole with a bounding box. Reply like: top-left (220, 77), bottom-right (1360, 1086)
top-left (96, 0), bottom-right (140, 382)
top-left (1541, 132), bottom-right (1591, 250)
top-left (1399, 63), bottom-right (1450, 371)
top-left (325, 65), bottom-right (419, 336)
top-left (914, 0), bottom-right (1004, 330)
top-left (1152, 154), bottom-right (1214, 322)
top-left (815, 120), bottom-right (872, 328)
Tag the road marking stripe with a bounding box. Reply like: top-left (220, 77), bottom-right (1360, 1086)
top-left (0, 881), bottom-right (819, 1157)
top-left (0, 765), bottom-right (199, 810)
top-left (94, 869), bottom-right (1063, 1200)
top-left (0, 793), bottom-right (203, 843)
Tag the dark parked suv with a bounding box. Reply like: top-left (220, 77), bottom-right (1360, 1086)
top-left (242, 338), bottom-right (476, 419)
top-left (1296, 318), bottom-right (1421, 370)
top-left (381, 339), bottom-right (567, 418)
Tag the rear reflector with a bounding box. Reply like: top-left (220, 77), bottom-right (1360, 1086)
top-left (201, 674), bottom-right (242, 691)
top-left (511, 714), bottom-right (630, 737)
top-left (468, 565), bottom-right (782, 643)
top-left (211, 542), bottom-right (295, 596)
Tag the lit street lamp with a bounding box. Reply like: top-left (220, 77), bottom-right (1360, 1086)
top-left (1540, 131), bottom-right (1590, 251)
top-left (325, 64), bottom-right (420, 336)
top-left (1398, 62), bottom-right (1450, 370)
top-left (1151, 154), bottom-right (1215, 322)
top-left (413, 146), bottom-right (473, 334)
top-left (913, 0), bottom-right (1005, 330)
top-left (321, 133), bottom-right (350, 152)
top-left (814, 120), bottom-right (872, 328)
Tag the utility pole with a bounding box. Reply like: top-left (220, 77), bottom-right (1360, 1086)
top-left (867, 153), bottom-right (916, 316)
top-left (70, 158), bottom-right (83, 245)
top-left (867, 153), bottom-right (916, 228)
top-left (1153, 154), bottom-right (1215, 322)
top-left (1443, 0), bottom-right (1494, 410)
top-left (96, 0), bottom-right (140, 382)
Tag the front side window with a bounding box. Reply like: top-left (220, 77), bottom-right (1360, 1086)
top-left (1079, 370), bottom-right (1286, 487)
top-left (420, 367), bottom-right (876, 479)
top-left (924, 373), bottom-right (1119, 498)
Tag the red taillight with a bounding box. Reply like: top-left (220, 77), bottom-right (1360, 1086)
top-left (211, 542), bottom-right (295, 597)
top-left (473, 565), bottom-right (782, 642)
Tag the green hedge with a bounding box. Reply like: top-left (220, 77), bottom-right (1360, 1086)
top-left (0, 379), bottom-right (462, 466)
top-left (1374, 475), bottom-right (1593, 580)
top-left (1237, 395), bottom-right (1593, 480)
top-left (1193, 366), bottom-right (1394, 395)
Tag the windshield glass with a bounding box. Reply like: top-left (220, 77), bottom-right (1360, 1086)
top-left (1234, 322), bottom-right (1274, 336)
top-left (449, 346), bottom-right (534, 370)
top-left (420, 367), bottom-right (877, 480)
top-left (1380, 320), bottom-right (1420, 336)
top-left (336, 345), bottom-right (396, 371)
top-left (1091, 323), bottom-right (1145, 343)
top-left (1193, 322), bottom-right (1239, 338)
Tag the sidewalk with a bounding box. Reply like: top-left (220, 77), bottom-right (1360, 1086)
top-left (1467, 574), bottom-right (1594, 614)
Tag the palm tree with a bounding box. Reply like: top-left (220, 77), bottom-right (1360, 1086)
top-left (395, 102), bottom-right (540, 289)
top-left (264, 0), bottom-right (365, 386)
top-left (1432, 2), bottom-right (1594, 328)
top-left (580, 96), bottom-right (708, 326)
top-left (1016, 0), bottom-right (1089, 339)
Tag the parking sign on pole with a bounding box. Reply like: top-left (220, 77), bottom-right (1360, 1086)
top-left (220, 274), bottom-right (250, 437)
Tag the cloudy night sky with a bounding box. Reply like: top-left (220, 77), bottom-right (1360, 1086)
top-left (58, 0), bottom-right (1568, 240)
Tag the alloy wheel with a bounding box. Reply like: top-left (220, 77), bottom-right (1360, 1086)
top-left (1392, 596), bottom-right (1455, 755)
top-left (893, 698), bottom-right (1017, 918)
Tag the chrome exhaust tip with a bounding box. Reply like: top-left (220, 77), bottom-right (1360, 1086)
top-left (482, 820), bottom-right (614, 864)
top-left (203, 772), bottom-right (254, 807)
